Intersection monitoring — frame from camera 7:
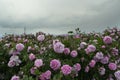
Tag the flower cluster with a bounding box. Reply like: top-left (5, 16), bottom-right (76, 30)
top-left (8, 55), bottom-right (21, 67)
top-left (1, 27), bottom-right (120, 80)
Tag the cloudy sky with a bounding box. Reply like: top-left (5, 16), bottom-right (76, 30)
top-left (0, 0), bottom-right (120, 35)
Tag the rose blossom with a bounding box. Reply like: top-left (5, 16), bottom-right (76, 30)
top-left (30, 67), bottom-right (37, 75)
top-left (29, 53), bottom-right (36, 61)
top-left (85, 45), bottom-right (96, 54)
top-left (53, 42), bottom-right (65, 53)
top-left (11, 75), bottom-right (20, 80)
top-left (95, 52), bottom-right (104, 60)
top-left (61, 65), bottom-right (72, 75)
top-left (16, 43), bottom-right (24, 51)
top-left (111, 48), bottom-right (119, 56)
top-left (108, 63), bottom-right (117, 70)
top-left (70, 50), bottom-right (78, 57)
top-left (44, 70), bottom-right (51, 79)
top-left (103, 36), bottom-right (112, 44)
top-left (89, 60), bottom-right (96, 68)
top-left (100, 56), bottom-right (109, 64)
top-left (114, 70), bottom-right (120, 80)
top-left (80, 42), bottom-right (87, 49)
top-left (50, 59), bottom-right (61, 70)
top-left (39, 70), bottom-right (51, 80)
top-left (99, 67), bottom-right (106, 75)
top-left (64, 48), bottom-right (70, 55)
top-left (73, 63), bottom-right (81, 72)
top-left (34, 59), bottom-right (43, 67)
top-left (8, 60), bottom-right (15, 67)
top-left (37, 34), bottom-right (45, 41)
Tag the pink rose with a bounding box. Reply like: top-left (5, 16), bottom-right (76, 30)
top-left (53, 42), bottom-right (65, 53)
top-left (80, 42), bottom-right (87, 49)
top-left (30, 67), bottom-right (37, 75)
top-left (8, 60), bottom-right (15, 67)
top-left (108, 63), bottom-right (117, 70)
top-left (73, 63), bottom-right (81, 72)
top-left (34, 59), bottom-right (43, 67)
top-left (89, 60), bottom-right (96, 68)
top-left (64, 48), bottom-right (70, 55)
top-left (50, 59), bottom-right (61, 70)
top-left (29, 53), bottom-right (36, 61)
top-left (11, 75), bottom-right (20, 80)
top-left (44, 70), bottom-right (51, 79)
top-left (70, 50), bottom-right (78, 57)
top-left (100, 56), bottom-right (109, 64)
top-left (16, 43), bottom-right (24, 51)
top-left (114, 70), bottom-right (120, 80)
top-left (39, 70), bottom-right (51, 80)
top-left (99, 67), bottom-right (105, 75)
top-left (103, 36), bottom-right (112, 44)
top-left (37, 35), bottom-right (45, 41)
top-left (61, 65), bottom-right (72, 75)
top-left (85, 45), bottom-right (96, 54)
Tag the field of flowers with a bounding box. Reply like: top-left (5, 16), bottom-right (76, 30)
top-left (0, 28), bottom-right (120, 80)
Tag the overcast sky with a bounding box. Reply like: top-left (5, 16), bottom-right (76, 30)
top-left (0, 0), bottom-right (120, 35)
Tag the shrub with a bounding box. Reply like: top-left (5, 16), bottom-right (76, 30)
top-left (0, 28), bottom-right (120, 80)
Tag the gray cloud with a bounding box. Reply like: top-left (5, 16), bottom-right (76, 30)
top-left (0, 0), bottom-right (120, 34)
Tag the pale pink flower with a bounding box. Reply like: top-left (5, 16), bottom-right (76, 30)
top-left (44, 70), bottom-right (51, 79)
top-left (39, 70), bottom-right (51, 80)
top-left (99, 67), bottom-right (106, 75)
top-left (50, 59), bottom-right (61, 70)
top-left (64, 48), bottom-right (70, 55)
top-left (111, 48), bottom-right (118, 56)
top-left (16, 43), bottom-right (24, 51)
top-left (8, 60), bottom-right (15, 67)
top-left (89, 60), bottom-right (96, 68)
top-left (73, 63), bottom-right (81, 72)
top-left (80, 42), bottom-right (87, 49)
top-left (95, 52), bottom-right (104, 60)
top-left (85, 45), bottom-right (96, 54)
top-left (34, 59), bottom-right (43, 67)
top-left (61, 65), bottom-right (72, 75)
top-left (37, 34), bottom-right (45, 41)
top-left (70, 50), bottom-right (78, 57)
top-left (114, 70), bottom-right (120, 80)
top-left (30, 67), bottom-right (37, 75)
top-left (53, 42), bottom-right (65, 53)
top-left (100, 56), bottom-right (109, 64)
top-left (108, 63), bottom-right (117, 70)
top-left (11, 75), bottom-right (20, 80)
top-left (53, 39), bottom-right (60, 45)
top-left (103, 36), bottom-right (112, 44)
top-left (29, 53), bottom-right (36, 61)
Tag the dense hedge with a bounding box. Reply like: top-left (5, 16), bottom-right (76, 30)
top-left (0, 28), bottom-right (120, 80)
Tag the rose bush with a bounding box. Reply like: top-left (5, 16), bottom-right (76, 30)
top-left (0, 28), bottom-right (120, 80)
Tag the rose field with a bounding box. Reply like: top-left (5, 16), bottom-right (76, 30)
top-left (0, 28), bottom-right (120, 80)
